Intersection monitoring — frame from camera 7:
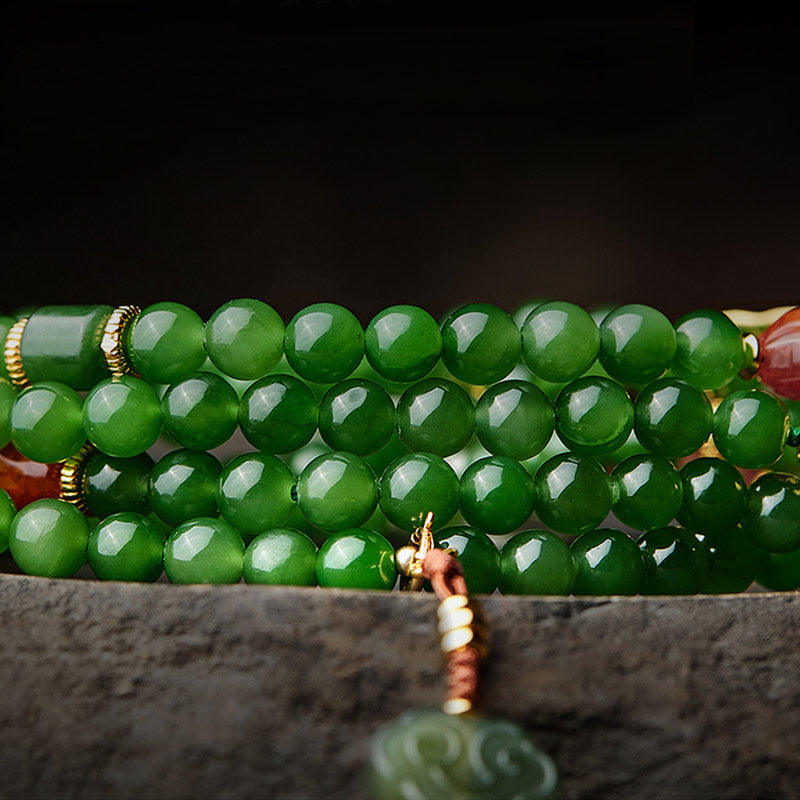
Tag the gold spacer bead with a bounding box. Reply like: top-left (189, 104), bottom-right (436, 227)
top-left (442, 697), bottom-right (473, 716)
top-left (100, 305), bottom-right (142, 377)
top-left (3, 317), bottom-right (31, 390)
top-left (740, 332), bottom-right (760, 379)
top-left (59, 443), bottom-right (97, 513)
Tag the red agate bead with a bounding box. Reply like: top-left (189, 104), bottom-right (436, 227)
top-left (0, 443), bottom-right (61, 509)
top-left (759, 308), bottom-right (800, 400)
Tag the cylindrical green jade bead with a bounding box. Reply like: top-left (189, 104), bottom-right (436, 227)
top-left (634, 378), bottom-right (713, 457)
top-left (571, 529), bottom-right (644, 595)
top-left (638, 526), bottom-right (709, 595)
top-left (83, 451), bottom-right (154, 518)
top-left (11, 382), bottom-right (86, 462)
top-left (318, 379), bottom-right (395, 455)
top-left (239, 375), bottom-right (318, 453)
top-left (216, 453), bottom-right (295, 535)
top-left (316, 528), bottom-right (397, 590)
top-left (243, 529), bottom-right (318, 586)
top-left (459, 456), bottom-right (534, 535)
top-left (696, 528), bottom-right (761, 594)
top-left (599, 304), bottom-right (676, 385)
top-left (396, 379), bottom-right (475, 457)
top-left (611, 455), bottom-right (683, 531)
top-left (379, 453), bottom-right (460, 532)
top-left (533, 454), bottom-right (613, 535)
top-left (554, 376), bottom-right (633, 456)
top-left (87, 512), bottom-right (166, 582)
top-left (160, 371), bottom-right (239, 451)
top-left (0, 380), bottom-right (15, 448)
top-left (205, 298), bottom-right (285, 380)
top-left (433, 526), bottom-right (501, 594)
top-left (0, 488), bottom-right (16, 553)
top-left (126, 302), bottom-right (207, 385)
top-left (83, 376), bottom-right (162, 458)
top-left (440, 303), bottom-right (520, 385)
top-left (149, 450), bottom-right (222, 527)
top-left (163, 517), bottom-right (245, 584)
top-left (19, 305), bottom-right (113, 390)
top-left (677, 457), bottom-right (747, 535)
top-left (499, 530), bottom-right (576, 595)
top-left (755, 548), bottom-right (800, 591)
top-left (743, 472), bottom-right (800, 552)
top-left (475, 380), bottom-right (554, 461)
top-left (520, 301), bottom-right (600, 383)
top-left (284, 303), bottom-right (364, 383)
top-left (9, 498), bottom-right (89, 577)
top-left (713, 389), bottom-right (789, 468)
top-left (365, 305), bottom-right (442, 382)
top-left (295, 452), bottom-right (377, 531)
top-left (672, 310), bottom-right (745, 390)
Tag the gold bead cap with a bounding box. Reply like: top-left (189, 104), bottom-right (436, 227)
top-left (3, 317), bottom-right (31, 390)
top-left (59, 443), bottom-right (97, 513)
top-left (101, 305), bottom-right (142, 377)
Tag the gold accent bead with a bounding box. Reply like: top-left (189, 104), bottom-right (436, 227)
top-left (59, 443), bottom-right (97, 513)
top-left (740, 332), bottom-right (760, 379)
top-left (3, 317), bottom-right (30, 389)
top-left (395, 545), bottom-right (419, 578)
top-left (442, 698), bottom-right (473, 716)
top-left (100, 305), bottom-right (142, 377)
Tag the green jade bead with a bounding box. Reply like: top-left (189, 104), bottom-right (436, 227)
top-left (163, 517), bottom-right (245, 584)
top-left (459, 456), bottom-right (534, 535)
top-left (638, 526), bottom-right (709, 595)
top-left (554, 376), bottom-right (633, 456)
top-left (161, 371), bottom-right (239, 451)
top-left (126, 302), bottom-right (206, 385)
top-left (697, 528), bottom-right (761, 593)
top-left (365, 305), bottom-right (442, 382)
top-left (295, 452), bottom-right (377, 531)
top-left (499, 530), bottom-right (575, 595)
top-left (0, 315), bottom-right (14, 381)
top-left (0, 380), bottom-right (14, 448)
top-left (599, 304), bottom-right (676, 385)
top-left (11, 382), bottom-right (86, 462)
top-left (83, 451), bottom-right (154, 518)
top-left (318, 379), bottom-right (395, 455)
top-left (285, 303), bottom-right (364, 383)
top-left (20, 305), bottom-right (112, 390)
top-left (396, 379), bottom-right (475, 457)
top-left (673, 310), bottom-right (745, 390)
top-left (217, 452), bottom-right (295, 534)
top-left (677, 457), bottom-right (747, 535)
top-left (83, 376), bottom-right (162, 458)
top-left (149, 450), bottom-right (222, 526)
top-left (755, 548), bottom-right (800, 591)
top-left (87, 512), bottom-right (167, 582)
top-left (634, 378), bottom-right (713, 457)
top-left (475, 380), bottom-right (554, 460)
top-left (9, 498), bottom-right (89, 578)
top-left (533, 454), bottom-right (613, 535)
top-left (434, 526), bottom-right (501, 594)
top-left (611, 455), bottom-right (683, 531)
top-left (316, 528), bottom-right (396, 590)
top-left (243, 529), bottom-right (318, 586)
top-left (369, 708), bottom-right (559, 800)
top-left (0, 488), bottom-right (15, 553)
top-left (743, 472), bottom-right (800, 552)
top-left (571, 529), bottom-right (644, 595)
top-left (239, 375), bottom-right (318, 453)
top-left (440, 303), bottom-right (520, 385)
top-left (713, 389), bottom-right (789, 469)
top-left (379, 453), bottom-right (460, 532)
top-left (520, 301), bottom-right (600, 383)
top-left (205, 298), bottom-right (285, 380)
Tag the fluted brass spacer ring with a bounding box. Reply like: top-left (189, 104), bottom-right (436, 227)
top-left (101, 305), bottom-right (141, 377)
top-left (3, 317), bottom-right (31, 390)
top-left (59, 443), bottom-right (97, 513)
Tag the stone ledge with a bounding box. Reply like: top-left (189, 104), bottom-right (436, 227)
top-left (0, 575), bottom-right (798, 799)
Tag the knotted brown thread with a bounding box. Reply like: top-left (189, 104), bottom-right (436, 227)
top-left (421, 548), bottom-right (481, 713)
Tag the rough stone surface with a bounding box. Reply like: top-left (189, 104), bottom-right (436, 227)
top-left (0, 575), bottom-right (799, 799)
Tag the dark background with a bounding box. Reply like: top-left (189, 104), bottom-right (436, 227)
top-left (1, 4), bottom-right (797, 323)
